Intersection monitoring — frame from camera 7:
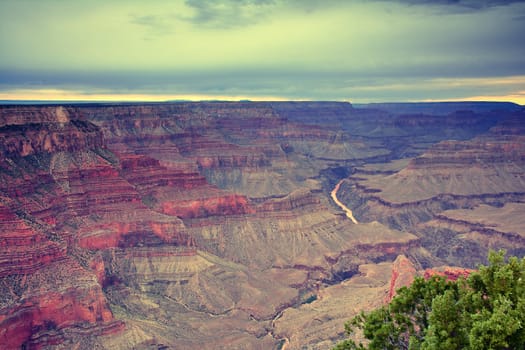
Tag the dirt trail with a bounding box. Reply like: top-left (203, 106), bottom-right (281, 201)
top-left (331, 179), bottom-right (359, 224)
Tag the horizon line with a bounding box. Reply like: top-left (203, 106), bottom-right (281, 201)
top-left (0, 99), bottom-right (523, 106)
top-left (0, 88), bottom-right (524, 105)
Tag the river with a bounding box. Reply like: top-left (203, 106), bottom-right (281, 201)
top-left (331, 179), bottom-right (359, 224)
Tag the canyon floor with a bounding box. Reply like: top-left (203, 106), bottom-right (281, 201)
top-left (0, 101), bottom-right (524, 349)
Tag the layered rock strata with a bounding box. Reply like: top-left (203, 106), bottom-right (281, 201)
top-left (336, 113), bottom-right (525, 267)
top-left (0, 102), bottom-right (523, 349)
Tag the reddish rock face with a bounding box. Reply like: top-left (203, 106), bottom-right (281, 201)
top-left (0, 259), bottom-right (123, 350)
top-left (385, 258), bottom-right (473, 304)
top-left (386, 255), bottom-right (417, 302)
top-left (0, 203), bottom-right (65, 277)
top-left (423, 267), bottom-right (473, 281)
top-left (161, 194), bottom-right (253, 218)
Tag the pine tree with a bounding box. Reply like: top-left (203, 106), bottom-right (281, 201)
top-left (333, 251), bottom-right (525, 350)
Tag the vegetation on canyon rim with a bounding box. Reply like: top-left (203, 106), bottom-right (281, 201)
top-left (334, 250), bottom-right (525, 350)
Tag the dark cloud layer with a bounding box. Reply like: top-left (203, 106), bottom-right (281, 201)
top-left (398, 0), bottom-right (525, 7)
top-left (183, 0), bottom-right (275, 28)
top-left (2, 65), bottom-right (523, 102)
top-left (183, 0), bottom-right (525, 23)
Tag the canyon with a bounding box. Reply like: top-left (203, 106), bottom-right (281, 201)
top-left (0, 101), bottom-right (523, 349)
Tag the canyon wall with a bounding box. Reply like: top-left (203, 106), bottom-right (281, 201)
top-left (0, 101), bottom-right (523, 349)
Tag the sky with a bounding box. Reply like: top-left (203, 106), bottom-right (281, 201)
top-left (1, 0), bottom-right (525, 103)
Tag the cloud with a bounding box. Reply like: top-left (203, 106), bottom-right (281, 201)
top-left (2, 67), bottom-right (523, 103)
top-left (182, 0), bottom-right (276, 28)
top-left (175, 0), bottom-right (525, 32)
top-left (392, 0), bottom-right (525, 10)
top-left (512, 12), bottom-right (525, 20)
top-left (130, 14), bottom-right (175, 39)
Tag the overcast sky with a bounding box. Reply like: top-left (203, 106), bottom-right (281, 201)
top-left (1, 0), bottom-right (524, 103)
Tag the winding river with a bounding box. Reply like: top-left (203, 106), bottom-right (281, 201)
top-left (331, 179), bottom-right (359, 224)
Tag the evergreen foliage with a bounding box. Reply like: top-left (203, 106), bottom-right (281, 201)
top-left (333, 251), bottom-right (525, 350)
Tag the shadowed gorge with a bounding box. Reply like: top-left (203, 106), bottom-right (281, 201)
top-left (0, 101), bottom-right (524, 349)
